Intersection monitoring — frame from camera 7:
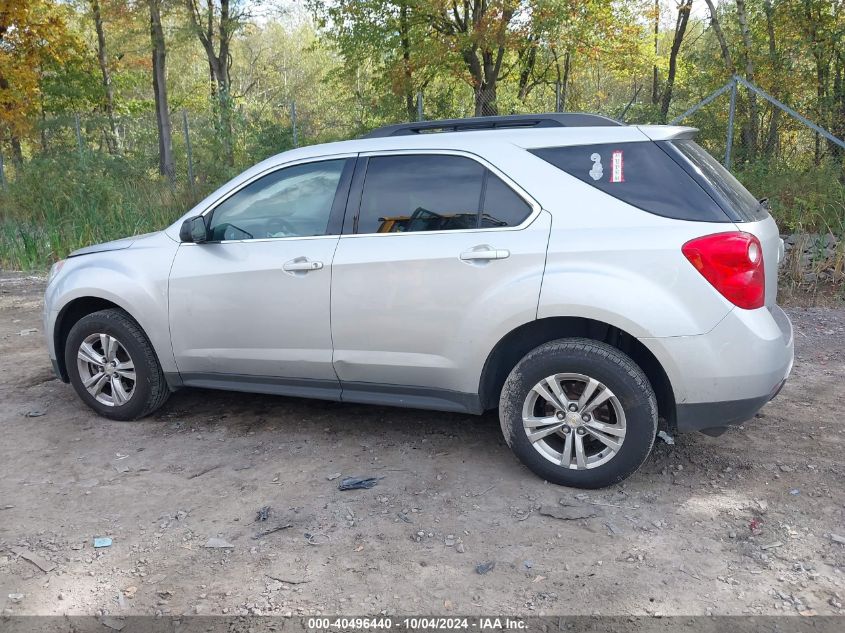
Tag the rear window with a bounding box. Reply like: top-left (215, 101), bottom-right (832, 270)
top-left (669, 140), bottom-right (768, 222)
top-left (529, 142), bottom-right (730, 222)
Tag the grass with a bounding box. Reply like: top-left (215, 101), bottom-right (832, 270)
top-left (0, 154), bottom-right (208, 270)
top-left (735, 160), bottom-right (845, 235)
top-left (1, 152), bottom-right (843, 272)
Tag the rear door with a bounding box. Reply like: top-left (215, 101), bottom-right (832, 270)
top-left (330, 151), bottom-right (552, 409)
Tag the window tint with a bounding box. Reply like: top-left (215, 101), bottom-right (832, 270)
top-left (670, 140), bottom-right (767, 222)
top-left (530, 142), bottom-right (729, 222)
top-left (208, 159), bottom-right (347, 241)
top-left (357, 155), bottom-right (484, 234)
top-left (481, 172), bottom-right (532, 228)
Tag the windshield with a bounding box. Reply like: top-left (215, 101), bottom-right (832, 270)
top-left (671, 140), bottom-right (768, 222)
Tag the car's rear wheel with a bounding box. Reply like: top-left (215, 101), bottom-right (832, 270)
top-left (499, 338), bottom-right (657, 488)
top-left (65, 309), bottom-right (170, 420)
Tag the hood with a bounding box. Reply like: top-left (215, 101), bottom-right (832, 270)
top-left (68, 231), bottom-right (160, 258)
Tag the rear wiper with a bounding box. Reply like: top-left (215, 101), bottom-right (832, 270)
top-left (758, 197), bottom-right (770, 210)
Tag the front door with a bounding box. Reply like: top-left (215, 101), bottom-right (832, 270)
top-left (169, 157), bottom-right (354, 397)
top-left (330, 152), bottom-right (551, 410)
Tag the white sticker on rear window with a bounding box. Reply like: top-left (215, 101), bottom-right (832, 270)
top-left (610, 150), bottom-right (624, 183)
top-left (589, 153), bottom-right (603, 181)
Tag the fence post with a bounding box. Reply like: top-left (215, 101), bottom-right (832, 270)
top-left (182, 110), bottom-right (195, 196)
top-left (0, 151), bottom-right (5, 190)
top-left (725, 79), bottom-right (737, 170)
top-left (417, 91), bottom-right (424, 121)
top-left (290, 102), bottom-right (298, 148)
top-left (555, 81), bottom-right (562, 113)
top-left (74, 113), bottom-right (84, 160)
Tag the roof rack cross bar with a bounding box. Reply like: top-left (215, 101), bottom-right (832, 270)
top-left (363, 113), bottom-right (623, 138)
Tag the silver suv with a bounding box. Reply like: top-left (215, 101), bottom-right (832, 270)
top-left (43, 114), bottom-right (794, 488)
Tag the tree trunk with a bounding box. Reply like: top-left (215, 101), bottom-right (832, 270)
top-left (90, 0), bottom-right (121, 156)
top-left (399, 4), bottom-right (416, 121)
top-left (651, 0), bottom-right (659, 105)
top-left (185, 0), bottom-right (234, 165)
top-left (429, 2), bottom-right (512, 118)
top-left (736, 0), bottom-right (759, 159)
top-left (149, 0), bottom-right (174, 181)
top-left (832, 55), bottom-right (844, 160)
top-left (560, 50), bottom-right (571, 111)
top-left (762, 0), bottom-right (780, 157)
top-left (517, 42), bottom-right (537, 102)
top-left (464, 46), bottom-right (503, 116)
top-left (10, 135), bottom-right (23, 164)
top-left (659, 0), bottom-right (692, 123)
top-left (703, 0), bottom-right (734, 72)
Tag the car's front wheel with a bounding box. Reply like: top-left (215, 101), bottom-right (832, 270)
top-left (499, 338), bottom-right (657, 488)
top-left (65, 309), bottom-right (170, 420)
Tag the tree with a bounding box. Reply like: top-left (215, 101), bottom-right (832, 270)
top-left (652, 0), bottom-right (659, 106)
top-left (762, 0), bottom-right (780, 156)
top-left (703, 0), bottom-right (734, 73)
top-left (149, 0), bottom-right (174, 179)
top-left (659, 0), bottom-right (693, 123)
top-left (183, 0), bottom-right (250, 165)
top-left (735, 0), bottom-right (759, 158)
top-left (311, 0), bottom-right (435, 123)
top-left (89, 0), bottom-right (122, 155)
top-left (0, 0), bottom-right (81, 162)
top-left (423, 0), bottom-right (521, 116)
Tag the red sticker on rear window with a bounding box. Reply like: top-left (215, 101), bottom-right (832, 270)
top-left (610, 150), bottom-right (624, 183)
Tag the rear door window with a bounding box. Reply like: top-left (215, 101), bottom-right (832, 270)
top-left (355, 154), bottom-right (533, 233)
top-left (530, 142), bottom-right (730, 222)
top-left (357, 154), bottom-right (484, 234)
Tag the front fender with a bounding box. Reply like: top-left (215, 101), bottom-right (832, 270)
top-left (45, 233), bottom-right (179, 373)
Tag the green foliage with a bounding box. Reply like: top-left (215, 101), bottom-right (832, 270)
top-left (0, 153), bottom-right (206, 270)
top-left (2, 1), bottom-right (845, 272)
top-left (735, 160), bottom-right (845, 234)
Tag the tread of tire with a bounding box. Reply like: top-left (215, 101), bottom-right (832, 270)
top-left (499, 337), bottom-right (658, 486)
top-left (72, 309), bottom-right (169, 419)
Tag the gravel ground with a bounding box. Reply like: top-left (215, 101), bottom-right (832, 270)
top-left (1, 273), bottom-right (844, 617)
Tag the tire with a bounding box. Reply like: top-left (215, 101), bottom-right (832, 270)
top-left (64, 309), bottom-right (170, 420)
top-left (499, 338), bottom-right (657, 489)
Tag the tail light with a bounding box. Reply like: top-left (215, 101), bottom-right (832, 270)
top-left (682, 231), bottom-right (765, 309)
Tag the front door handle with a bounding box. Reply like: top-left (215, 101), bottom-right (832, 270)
top-left (283, 258), bottom-right (324, 273)
top-left (460, 246), bottom-right (510, 262)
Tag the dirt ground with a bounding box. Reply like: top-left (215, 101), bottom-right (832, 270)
top-left (1, 273), bottom-right (844, 618)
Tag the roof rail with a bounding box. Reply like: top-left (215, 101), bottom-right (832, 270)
top-left (363, 113), bottom-right (623, 138)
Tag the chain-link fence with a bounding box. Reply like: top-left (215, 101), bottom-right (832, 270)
top-left (2, 83), bottom-right (844, 271)
top-left (0, 80), bottom-right (591, 191)
top-left (3, 80), bottom-right (843, 194)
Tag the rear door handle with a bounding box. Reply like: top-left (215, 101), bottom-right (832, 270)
top-left (283, 258), bottom-right (323, 273)
top-left (460, 247), bottom-right (510, 261)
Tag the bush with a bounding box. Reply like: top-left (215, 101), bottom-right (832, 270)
top-left (0, 153), bottom-right (206, 270)
top-left (734, 160), bottom-right (845, 234)
top-left (1, 151), bottom-right (843, 272)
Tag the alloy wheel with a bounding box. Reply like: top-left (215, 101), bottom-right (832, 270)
top-left (76, 333), bottom-right (136, 407)
top-left (521, 372), bottom-right (627, 470)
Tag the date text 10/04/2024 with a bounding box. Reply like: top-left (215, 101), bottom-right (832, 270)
top-left (306, 618), bottom-right (528, 630)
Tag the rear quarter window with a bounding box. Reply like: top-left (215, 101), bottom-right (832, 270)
top-left (668, 140), bottom-right (768, 223)
top-left (529, 142), bottom-right (730, 222)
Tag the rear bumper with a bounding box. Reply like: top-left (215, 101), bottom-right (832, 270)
top-left (675, 376), bottom-right (787, 435)
top-left (641, 304), bottom-right (794, 434)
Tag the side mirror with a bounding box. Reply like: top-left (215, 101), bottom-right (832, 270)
top-left (179, 216), bottom-right (208, 244)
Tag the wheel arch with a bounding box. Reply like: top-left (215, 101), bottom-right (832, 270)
top-left (478, 316), bottom-right (676, 426)
top-left (54, 297), bottom-right (134, 382)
